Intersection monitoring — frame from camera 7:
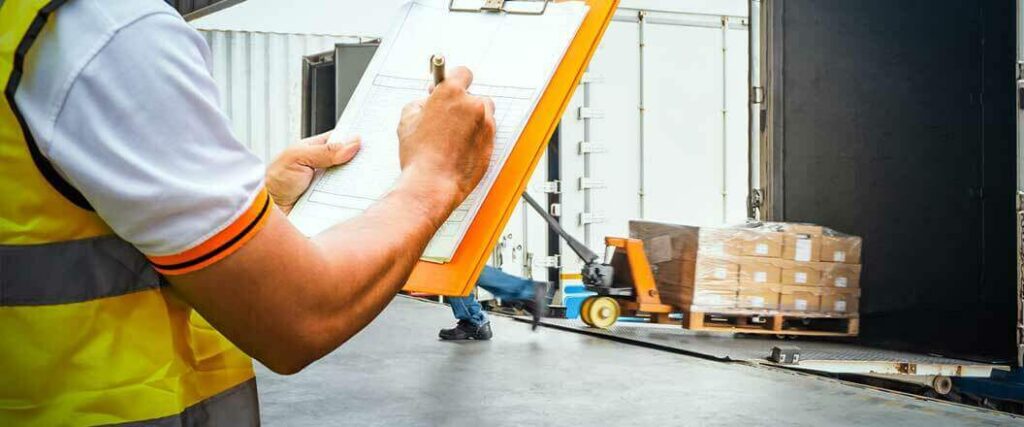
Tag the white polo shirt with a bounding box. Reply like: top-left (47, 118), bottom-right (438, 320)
top-left (16, 0), bottom-right (267, 274)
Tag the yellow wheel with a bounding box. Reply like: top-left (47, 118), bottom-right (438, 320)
top-left (580, 296), bottom-right (596, 326)
top-left (583, 297), bottom-right (620, 329)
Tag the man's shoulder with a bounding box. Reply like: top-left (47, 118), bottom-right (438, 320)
top-left (19, 0), bottom-right (199, 145)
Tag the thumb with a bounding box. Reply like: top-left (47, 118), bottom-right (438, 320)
top-left (294, 136), bottom-right (361, 168)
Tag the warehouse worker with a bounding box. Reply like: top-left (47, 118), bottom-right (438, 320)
top-left (1, 1), bottom-right (494, 426)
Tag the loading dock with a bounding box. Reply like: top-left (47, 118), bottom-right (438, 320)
top-left (255, 297), bottom-right (1019, 426)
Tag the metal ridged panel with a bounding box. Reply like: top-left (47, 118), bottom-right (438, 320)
top-left (199, 30), bottom-right (365, 162)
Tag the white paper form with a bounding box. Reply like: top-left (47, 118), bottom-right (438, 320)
top-left (289, 0), bottom-right (588, 262)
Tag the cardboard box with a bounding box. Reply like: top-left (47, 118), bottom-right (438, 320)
top-left (650, 255), bottom-right (738, 288)
top-left (780, 285), bottom-right (821, 312)
top-left (738, 285), bottom-right (781, 310)
top-left (632, 221), bottom-right (701, 263)
top-left (821, 288), bottom-right (861, 314)
top-left (782, 233), bottom-right (821, 262)
top-left (737, 230), bottom-right (784, 258)
top-left (690, 284), bottom-right (739, 309)
top-left (691, 256), bottom-right (740, 284)
top-left (820, 235), bottom-right (863, 264)
top-left (781, 263), bottom-right (822, 286)
top-left (821, 263), bottom-right (862, 288)
top-left (739, 259), bottom-right (782, 285)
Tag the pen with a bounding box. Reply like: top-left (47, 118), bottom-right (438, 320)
top-left (430, 53), bottom-right (446, 87)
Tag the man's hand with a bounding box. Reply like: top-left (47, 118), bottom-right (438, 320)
top-left (397, 66), bottom-right (495, 213)
top-left (266, 132), bottom-right (361, 214)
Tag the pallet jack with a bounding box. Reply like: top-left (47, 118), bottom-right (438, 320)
top-left (521, 193), bottom-right (673, 329)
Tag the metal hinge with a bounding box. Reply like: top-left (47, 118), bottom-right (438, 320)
top-left (549, 203), bottom-right (561, 217)
top-left (578, 141), bottom-right (607, 154)
top-left (578, 107), bottom-right (605, 120)
top-left (580, 212), bottom-right (605, 225)
top-left (535, 254), bottom-right (561, 268)
top-left (538, 180), bottom-right (561, 194)
top-left (579, 177), bottom-right (606, 190)
top-left (751, 86), bottom-right (765, 104)
top-left (481, 0), bottom-right (505, 11)
top-left (1018, 62), bottom-right (1024, 110)
top-left (749, 188), bottom-right (764, 209)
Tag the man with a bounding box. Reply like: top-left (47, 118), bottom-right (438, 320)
top-left (1, 1), bottom-right (494, 425)
top-left (440, 266), bottom-right (548, 340)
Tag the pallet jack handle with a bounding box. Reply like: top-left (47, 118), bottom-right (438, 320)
top-left (520, 192), bottom-right (600, 264)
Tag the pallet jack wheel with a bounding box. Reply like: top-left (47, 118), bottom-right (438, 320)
top-left (580, 296), bottom-right (596, 326)
top-left (582, 296), bottom-right (620, 329)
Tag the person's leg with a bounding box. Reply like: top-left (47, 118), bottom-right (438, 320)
top-left (447, 292), bottom-right (488, 326)
top-left (439, 288), bottom-right (493, 340)
top-left (477, 266), bottom-right (549, 329)
top-left (477, 266), bottom-right (536, 301)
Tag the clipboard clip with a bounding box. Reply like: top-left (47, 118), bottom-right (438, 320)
top-left (448, 0), bottom-right (550, 15)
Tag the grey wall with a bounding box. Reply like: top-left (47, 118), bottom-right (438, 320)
top-left (768, 0), bottom-right (1017, 362)
top-left (167, 0), bottom-right (245, 20)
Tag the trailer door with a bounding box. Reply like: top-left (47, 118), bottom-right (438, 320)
top-left (760, 0), bottom-right (1018, 363)
top-left (1017, 0), bottom-right (1024, 366)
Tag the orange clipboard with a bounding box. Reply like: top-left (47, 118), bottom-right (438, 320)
top-left (403, 0), bottom-right (619, 297)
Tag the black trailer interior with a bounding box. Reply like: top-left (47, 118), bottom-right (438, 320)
top-left (762, 0), bottom-right (1018, 364)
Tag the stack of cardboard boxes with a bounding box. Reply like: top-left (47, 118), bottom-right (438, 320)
top-left (630, 221), bottom-right (862, 317)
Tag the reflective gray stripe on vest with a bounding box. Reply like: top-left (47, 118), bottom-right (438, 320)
top-left (0, 236), bottom-right (162, 306)
top-left (110, 378), bottom-right (260, 427)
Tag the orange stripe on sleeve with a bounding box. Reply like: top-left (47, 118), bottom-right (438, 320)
top-left (148, 187), bottom-right (273, 275)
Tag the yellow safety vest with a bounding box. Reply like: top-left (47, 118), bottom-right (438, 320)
top-left (0, 1), bottom-right (258, 425)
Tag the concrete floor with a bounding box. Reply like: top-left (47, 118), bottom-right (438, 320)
top-left (255, 296), bottom-right (1021, 426)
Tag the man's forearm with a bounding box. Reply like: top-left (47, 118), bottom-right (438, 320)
top-left (305, 172), bottom-right (458, 348)
top-left (170, 172), bottom-right (459, 374)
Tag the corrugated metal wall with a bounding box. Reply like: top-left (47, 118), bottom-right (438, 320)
top-left (199, 30), bottom-right (364, 162)
top-left (546, 8), bottom-right (750, 279)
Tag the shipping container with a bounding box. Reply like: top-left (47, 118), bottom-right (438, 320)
top-left (198, 30), bottom-right (371, 161)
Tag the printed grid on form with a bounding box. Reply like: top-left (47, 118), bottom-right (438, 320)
top-left (303, 74), bottom-right (534, 260)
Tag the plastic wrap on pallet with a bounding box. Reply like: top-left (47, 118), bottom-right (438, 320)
top-left (630, 220), bottom-right (863, 318)
top-left (820, 263), bottom-right (862, 288)
top-left (689, 286), bottom-right (739, 309)
top-left (779, 285), bottom-right (822, 312)
top-left (737, 284), bottom-right (782, 310)
top-left (820, 230), bottom-right (863, 264)
top-left (821, 288), bottom-right (862, 314)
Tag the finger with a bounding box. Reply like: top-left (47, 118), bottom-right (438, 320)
top-left (302, 131), bottom-right (332, 146)
top-left (328, 133), bottom-right (360, 146)
top-left (479, 96), bottom-right (495, 118)
top-left (445, 66), bottom-right (474, 90)
top-left (294, 137), bottom-right (362, 169)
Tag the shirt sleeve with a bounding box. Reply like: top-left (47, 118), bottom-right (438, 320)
top-left (45, 12), bottom-right (271, 275)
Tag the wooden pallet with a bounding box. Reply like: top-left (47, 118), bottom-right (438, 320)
top-left (681, 309), bottom-right (859, 337)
